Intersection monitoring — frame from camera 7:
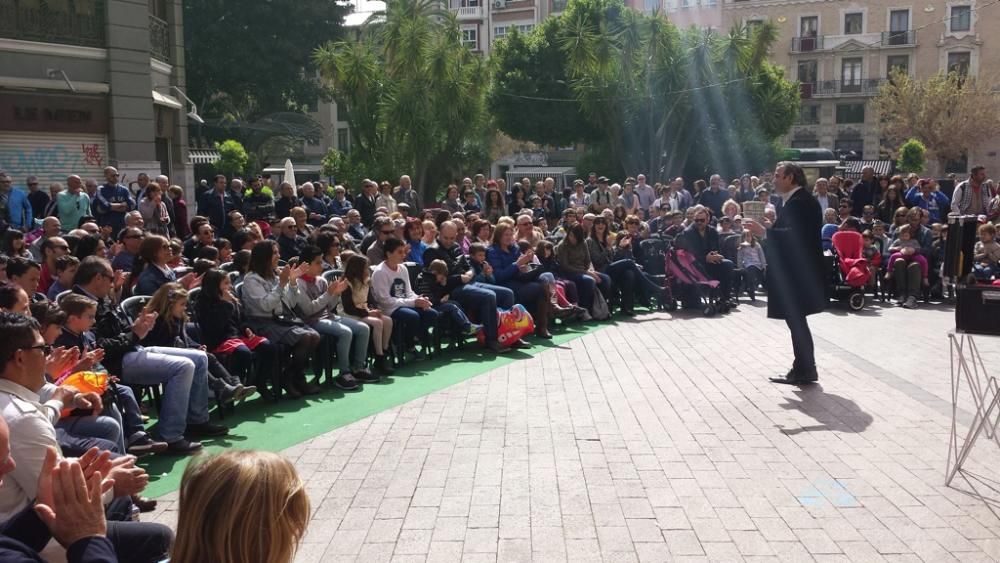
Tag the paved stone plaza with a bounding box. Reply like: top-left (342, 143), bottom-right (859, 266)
top-left (151, 300), bottom-right (1000, 562)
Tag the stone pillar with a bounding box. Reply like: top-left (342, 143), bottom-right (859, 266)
top-left (106, 0), bottom-right (158, 176)
top-left (167, 0), bottom-right (195, 197)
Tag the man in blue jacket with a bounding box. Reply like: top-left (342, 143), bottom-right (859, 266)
top-left (91, 168), bottom-right (135, 235)
top-left (0, 174), bottom-right (33, 231)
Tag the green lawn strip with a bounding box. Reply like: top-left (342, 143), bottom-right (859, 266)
top-left (141, 319), bottom-right (616, 498)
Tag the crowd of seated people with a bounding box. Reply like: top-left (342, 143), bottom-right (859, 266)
top-left (0, 163), bottom-right (997, 561)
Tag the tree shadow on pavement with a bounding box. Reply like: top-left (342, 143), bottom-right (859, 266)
top-left (776, 384), bottom-right (874, 435)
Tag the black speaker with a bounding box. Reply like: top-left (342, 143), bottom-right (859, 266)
top-left (943, 215), bottom-right (979, 282)
top-left (956, 285), bottom-right (1000, 336)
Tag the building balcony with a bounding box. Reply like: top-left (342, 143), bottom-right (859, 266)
top-left (0, 0), bottom-right (105, 48)
top-left (452, 5), bottom-right (485, 20)
top-left (149, 15), bottom-right (170, 62)
top-left (812, 79), bottom-right (885, 97)
top-left (881, 29), bottom-right (916, 47)
top-left (791, 36), bottom-right (824, 53)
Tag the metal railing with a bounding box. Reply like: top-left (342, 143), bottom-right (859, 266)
top-left (791, 35), bottom-right (823, 52)
top-left (814, 78), bottom-right (885, 96)
top-left (0, 0), bottom-right (105, 48)
top-left (881, 29), bottom-right (916, 46)
top-left (149, 14), bottom-right (170, 62)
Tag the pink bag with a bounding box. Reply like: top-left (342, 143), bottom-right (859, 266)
top-left (476, 305), bottom-right (535, 348)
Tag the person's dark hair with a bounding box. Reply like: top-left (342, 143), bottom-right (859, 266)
top-left (299, 245), bottom-right (323, 265)
top-left (971, 165), bottom-right (986, 176)
top-left (74, 256), bottom-right (112, 287)
top-left (40, 237), bottom-right (64, 257)
top-left (0, 282), bottom-right (26, 311)
top-left (196, 245), bottom-right (220, 262)
top-left (61, 235), bottom-right (80, 255)
top-left (215, 238), bottom-right (231, 253)
top-left (189, 216), bottom-right (209, 235)
top-left (249, 241), bottom-right (278, 279)
top-left (468, 242), bottom-right (487, 257)
top-left (213, 174), bottom-right (226, 184)
top-left (566, 223), bottom-right (586, 244)
top-left (6, 257), bottom-right (39, 280)
top-left (590, 216), bottom-right (608, 242)
top-left (198, 269), bottom-right (228, 305)
top-left (314, 232), bottom-right (340, 257)
top-left (231, 229), bottom-right (253, 251)
top-left (76, 216), bottom-right (96, 228)
top-left (776, 162), bottom-right (806, 188)
top-left (72, 234), bottom-right (103, 261)
top-left (192, 258), bottom-right (215, 276)
top-left (342, 254), bottom-right (369, 284)
top-left (229, 249), bottom-right (251, 274)
top-left (30, 301), bottom-right (66, 329)
top-left (59, 293), bottom-right (97, 318)
top-left (404, 217), bottom-right (423, 242)
top-left (839, 217), bottom-right (862, 232)
top-left (383, 237), bottom-right (406, 256)
top-left (131, 234), bottom-right (169, 282)
top-left (117, 227), bottom-right (144, 243)
top-left (535, 239), bottom-right (554, 258)
top-left (1, 229), bottom-right (25, 256)
top-left (0, 312), bottom-right (40, 374)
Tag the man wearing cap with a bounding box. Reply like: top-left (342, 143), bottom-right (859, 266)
top-left (356, 180), bottom-right (378, 227)
top-left (25, 176), bottom-right (48, 219)
top-left (591, 177), bottom-right (614, 213)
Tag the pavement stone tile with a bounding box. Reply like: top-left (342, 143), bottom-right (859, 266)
top-left (155, 304), bottom-right (1000, 562)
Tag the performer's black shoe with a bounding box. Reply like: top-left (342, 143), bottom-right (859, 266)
top-left (770, 367), bottom-right (818, 386)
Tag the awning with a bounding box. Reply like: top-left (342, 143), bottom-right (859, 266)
top-left (188, 149), bottom-right (220, 164)
top-left (152, 90), bottom-right (183, 110)
top-left (844, 160), bottom-right (894, 177)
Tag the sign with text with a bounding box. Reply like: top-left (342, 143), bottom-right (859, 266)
top-left (0, 94), bottom-right (108, 134)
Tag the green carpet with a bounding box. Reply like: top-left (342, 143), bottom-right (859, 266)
top-left (141, 320), bottom-right (614, 498)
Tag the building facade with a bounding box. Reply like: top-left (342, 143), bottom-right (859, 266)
top-left (0, 0), bottom-right (194, 194)
top-left (716, 0), bottom-right (997, 174)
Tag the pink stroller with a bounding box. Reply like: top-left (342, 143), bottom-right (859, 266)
top-left (830, 230), bottom-right (870, 311)
top-left (664, 246), bottom-right (730, 316)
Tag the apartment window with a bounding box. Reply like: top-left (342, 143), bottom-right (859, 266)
top-left (494, 26), bottom-right (507, 40)
top-left (844, 12), bottom-right (863, 35)
top-left (889, 9), bottom-right (910, 32)
top-left (800, 16), bottom-right (818, 37)
top-left (462, 0), bottom-right (480, 6)
top-left (516, 24), bottom-right (534, 33)
top-left (836, 103), bottom-right (865, 124)
top-left (797, 104), bottom-right (820, 125)
top-left (797, 60), bottom-right (817, 84)
top-left (461, 28), bottom-right (478, 50)
top-left (947, 51), bottom-right (971, 76)
top-left (841, 57), bottom-right (863, 88)
top-left (945, 154), bottom-right (969, 174)
top-left (950, 5), bottom-right (971, 32)
top-left (337, 128), bottom-right (350, 154)
top-left (887, 55), bottom-right (909, 78)
top-left (644, 0), bottom-right (658, 12)
top-left (746, 19), bottom-right (763, 35)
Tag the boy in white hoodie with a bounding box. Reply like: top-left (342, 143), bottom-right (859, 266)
top-left (371, 238), bottom-right (440, 360)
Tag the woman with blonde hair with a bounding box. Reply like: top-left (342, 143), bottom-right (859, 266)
top-left (171, 450), bottom-right (310, 563)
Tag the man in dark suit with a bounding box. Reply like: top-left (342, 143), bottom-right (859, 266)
top-left (678, 207), bottom-right (736, 305)
top-left (746, 162), bottom-right (826, 385)
top-left (355, 180), bottom-right (378, 228)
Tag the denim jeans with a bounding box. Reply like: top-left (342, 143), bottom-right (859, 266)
top-left (57, 414), bottom-right (124, 454)
top-left (121, 347), bottom-right (210, 443)
top-left (312, 316), bottom-right (370, 373)
top-left (450, 284), bottom-right (498, 340)
top-left (434, 301), bottom-right (471, 331)
top-left (391, 307), bottom-right (440, 348)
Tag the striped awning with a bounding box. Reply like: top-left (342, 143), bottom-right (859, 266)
top-left (188, 149), bottom-right (220, 165)
top-left (844, 160), bottom-right (894, 178)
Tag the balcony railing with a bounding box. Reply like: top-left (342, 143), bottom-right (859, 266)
top-left (453, 5), bottom-right (484, 19)
top-left (149, 14), bottom-right (170, 62)
top-left (881, 29), bottom-right (916, 46)
top-left (791, 36), bottom-right (823, 52)
top-left (813, 78), bottom-right (885, 96)
top-left (0, 0), bottom-right (105, 48)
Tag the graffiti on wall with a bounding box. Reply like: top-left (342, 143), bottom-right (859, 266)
top-left (0, 135), bottom-right (108, 186)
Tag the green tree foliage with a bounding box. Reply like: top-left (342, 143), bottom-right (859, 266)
top-left (214, 140), bottom-right (249, 177)
top-left (314, 0), bottom-right (492, 201)
top-left (321, 148), bottom-right (346, 179)
top-left (896, 139), bottom-right (927, 174)
top-left (184, 0), bottom-right (349, 125)
top-left (489, 0), bottom-right (798, 180)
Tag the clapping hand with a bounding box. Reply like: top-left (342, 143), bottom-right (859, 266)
top-left (131, 311), bottom-right (158, 340)
top-left (34, 448), bottom-right (111, 548)
top-left (46, 347), bottom-right (81, 378)
top-left (327, 278), bottom-right (348, 295)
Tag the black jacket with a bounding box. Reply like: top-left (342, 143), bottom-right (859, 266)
top-left (196, 299), bottom-right (243, 350)
top-left (421, 241), bottom-right (472, 287)
top-left (677, 224), bottom-right (721, 267)
top-left (355, 193), bottom-right (377, 227)
top-left (75, 286), bottom-right (137, 377)
top-left (0, 504), bottom-right (117, 563)
top-left (765, 188), bottom-right (827, 320)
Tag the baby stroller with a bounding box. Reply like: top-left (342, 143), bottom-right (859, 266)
top-left (664, 245), bottom-right (730, 316)
top-left (829, 231), bottom-right (869, 311)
